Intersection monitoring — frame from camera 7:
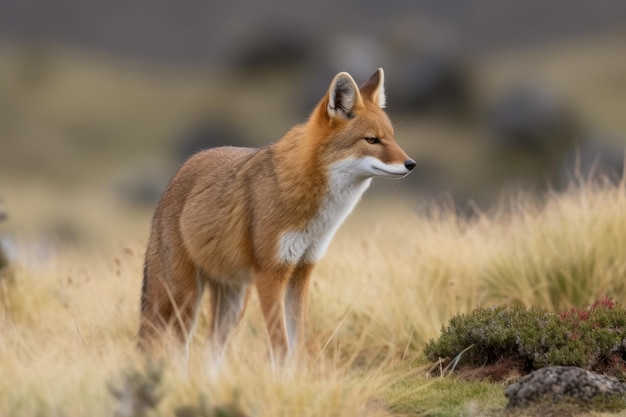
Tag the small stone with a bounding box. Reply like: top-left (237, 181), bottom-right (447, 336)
top-left (505, 366), bottom-right (626, 411)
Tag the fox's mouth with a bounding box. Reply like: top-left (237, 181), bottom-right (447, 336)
top-left (372, 166), bottom-right (409, 177)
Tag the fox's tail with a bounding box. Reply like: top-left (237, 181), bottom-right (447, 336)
top-left (137, 262), bottom-right (149, 349)
top-left (140, 262), bottom-right (148, 314)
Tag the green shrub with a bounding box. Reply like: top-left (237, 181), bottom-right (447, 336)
top-left (424, 297), bottom-right (626, 379)
top-left (108, 362), bottom-right (164, 417)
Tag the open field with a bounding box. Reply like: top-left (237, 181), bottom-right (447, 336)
top-left (2, 35), bottom-right (626, 416)
top-left (2, 183), bottom-right (626, 416)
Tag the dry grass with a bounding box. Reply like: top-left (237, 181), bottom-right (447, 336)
top-left (2, 182), bottom-right (626, 416)
top-left (2, 35), bottom-right (626, 416)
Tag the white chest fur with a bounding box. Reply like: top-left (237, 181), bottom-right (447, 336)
top-left (278, 158), bottom-right (373, 264)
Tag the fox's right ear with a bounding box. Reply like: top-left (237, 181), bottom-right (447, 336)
top-left (327, 72), bottom-right (362, 120)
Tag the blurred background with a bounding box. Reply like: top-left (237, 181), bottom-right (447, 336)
top-left (1, 0), bottom-right (626, 263)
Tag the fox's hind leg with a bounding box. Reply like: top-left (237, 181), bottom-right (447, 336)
top-left (206, 278), bottom-right (250, 366)
top-left (139, 252), bottom-right (204, 355)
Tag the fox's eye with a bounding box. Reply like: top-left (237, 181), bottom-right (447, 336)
top-left (365, 137), bottom-right (380, 144)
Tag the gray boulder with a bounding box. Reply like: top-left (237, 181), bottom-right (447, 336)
top-left (559, 136), bottom-right (625, 188)
top-left (505, 366), bottom-right (626, 410)
top-left (488, 84), bottom-right (578, 156)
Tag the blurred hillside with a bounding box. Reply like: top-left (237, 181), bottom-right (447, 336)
top-left (1, 0), bottom-right (626, 64)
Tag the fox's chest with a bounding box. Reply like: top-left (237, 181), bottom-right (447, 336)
top-left (278, 177), bottom-right (371, 264)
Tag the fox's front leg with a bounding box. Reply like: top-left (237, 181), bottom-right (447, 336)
top-left (284, 263), bottom-right (313, 354)
top-left (254, 266), bottom-right (292, 364)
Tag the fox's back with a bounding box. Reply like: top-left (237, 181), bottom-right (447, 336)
top-left (155, 146), bottom-right (259, 281)
top-left (157, 146), bottom-right (256, 222)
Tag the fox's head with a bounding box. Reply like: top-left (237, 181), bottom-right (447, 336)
top-left (309, 68), bottom-right (415, 180)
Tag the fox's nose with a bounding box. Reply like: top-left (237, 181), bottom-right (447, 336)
top-left (404, 159), bottom-right (416, 171)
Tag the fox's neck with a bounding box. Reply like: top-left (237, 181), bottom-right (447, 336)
top-left (271, 124), bottom-right (326, 195)
top-left (273, 129), bottom-right (371, 264)
top-left (269, 125), bottom-right (369, 227)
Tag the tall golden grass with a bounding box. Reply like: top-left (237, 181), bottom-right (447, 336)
top-left (2, 182), bottom-right (626, 415)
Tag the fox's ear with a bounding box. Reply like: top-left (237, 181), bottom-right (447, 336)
top-left (327, 72), bottom-right (362, 120)
top-left (359, 68), bottom-right (386, 108)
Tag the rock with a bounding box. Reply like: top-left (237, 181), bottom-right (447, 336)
top-left (227, 24), bottom-right (313, 74)
top-left (489, 84), bottom-right (579, 153)
top-left (0, 242), bottom-right (7, 271)
top-left (558, 135), bottom-right (625, 188)
top-left (176, 119), bottom-right (248, 164)
top-left (394, 47), bottom-right (474, 118)
top-left (486, 84), bottom-right (582, 191)
top-left (114, 175), bottom-right (166, 207)
top-left (505, 366), bottom-right (626, 411)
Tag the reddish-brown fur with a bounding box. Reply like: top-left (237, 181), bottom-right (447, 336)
top-left (139, 68), bottom-right (412, 362)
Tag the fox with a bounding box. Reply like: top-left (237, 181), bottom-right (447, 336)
top-left (139, 68), bottom-right (415, 364)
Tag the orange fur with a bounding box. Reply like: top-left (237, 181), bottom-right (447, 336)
top-left (139, 68), bottom-right (414, 364)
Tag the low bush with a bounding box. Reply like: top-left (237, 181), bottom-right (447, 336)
top-left (424, 296), bottom-right (626, 380)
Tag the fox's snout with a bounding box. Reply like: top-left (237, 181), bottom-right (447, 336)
top-left (364, 156), bottom-right (416, 179)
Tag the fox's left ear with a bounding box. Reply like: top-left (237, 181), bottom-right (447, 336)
top-left (359, 68), bottom-right (386, 108)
